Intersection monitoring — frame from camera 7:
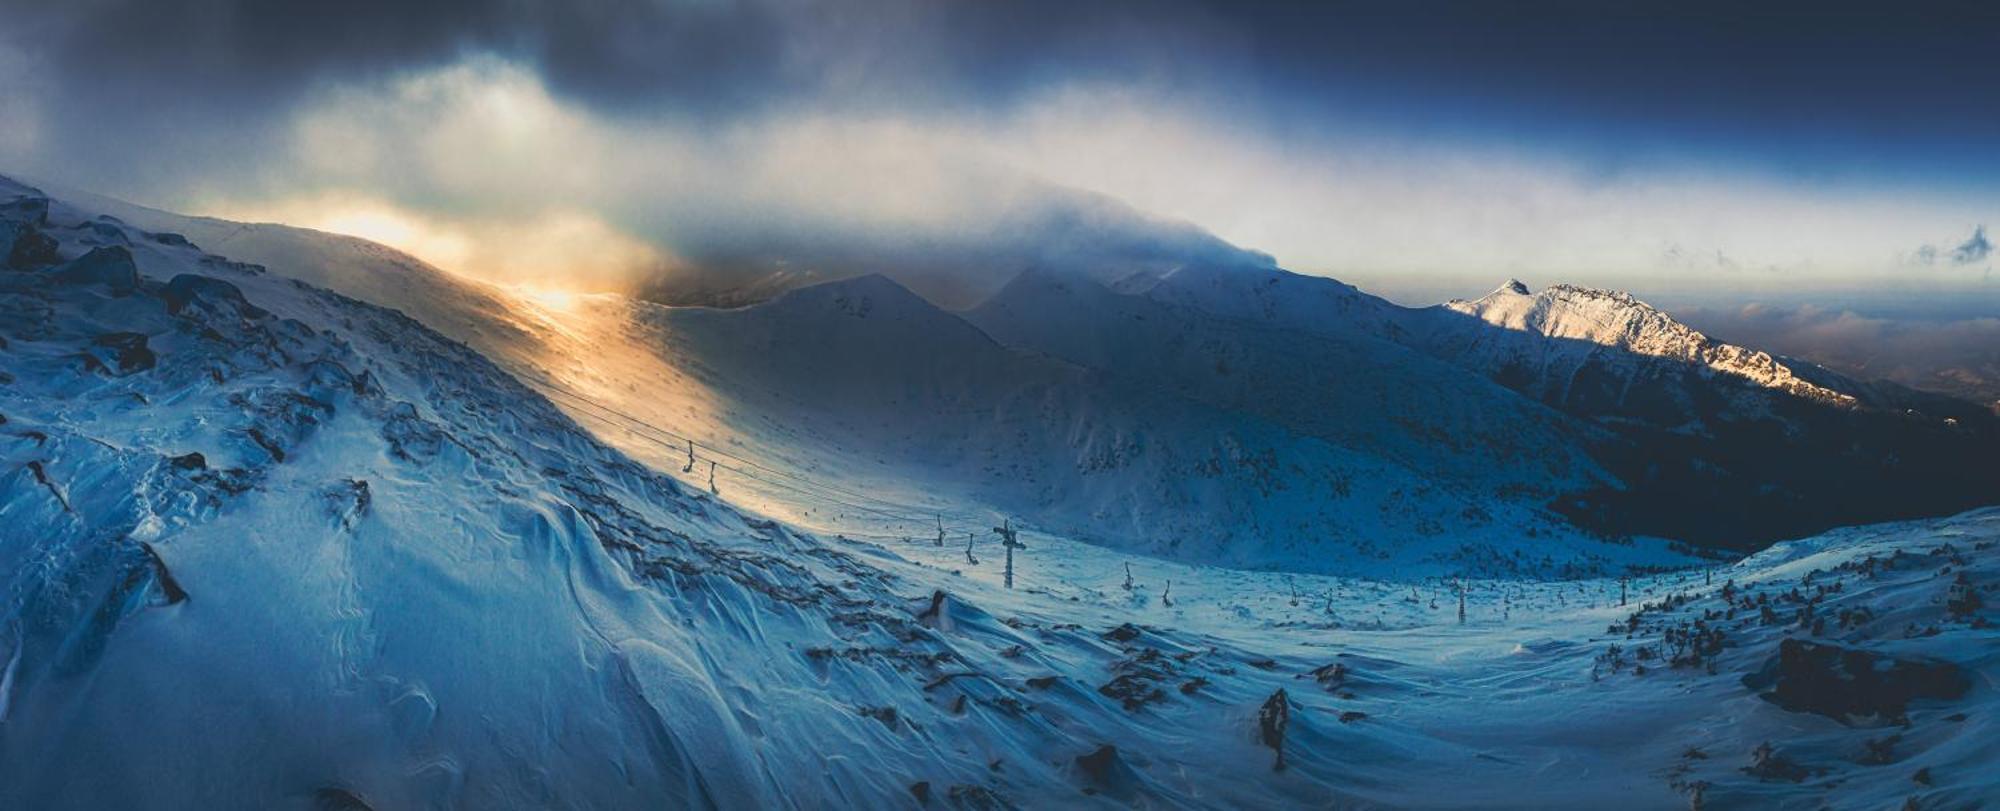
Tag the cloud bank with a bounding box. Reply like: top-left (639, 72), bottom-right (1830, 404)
top-left (1680, 303), bottom-right (2000, 406)
top-left (4, 0), bottom-right (1999, 308)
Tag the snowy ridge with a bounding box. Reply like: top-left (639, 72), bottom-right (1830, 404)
top-left (1445, 280), bottom-right (1858, 407)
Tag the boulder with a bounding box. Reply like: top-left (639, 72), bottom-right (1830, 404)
top-left (85, 332), bottom-right (156, 375)
top-left (84, 219), bottom-right (129, 244)
top-left (53, 246), bottom-right (140, 293)
top-left (5, 223), bottom-right (62, 270)
top-left (1073, 744), bottom-right (1139, 800)
top-left (164, 273), bottom-right (268, 320)
top-left (1743, 639), bottom-right (1969, 724)
top-left (1, 193), bottom-right (48, 225)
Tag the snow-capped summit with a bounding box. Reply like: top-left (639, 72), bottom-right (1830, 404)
top-left (1445, 280), bottom-right (1857, 407)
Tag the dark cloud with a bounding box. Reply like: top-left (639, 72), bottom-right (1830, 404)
top-left (4, 0), bottom-right (1239, 119)
top-left (1950, 226), bottom-right (1992, 266)
top-left (17, 1), bottom-right (2000, 151)
top-left (1908, 226), bottom-right (1992, 268)
top-left (6, 0), bottom-right (2000, 308)
top-left (0, 0), bottom-right (1257, 205)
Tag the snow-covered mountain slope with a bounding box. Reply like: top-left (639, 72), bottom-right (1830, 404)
top-left (15, 174), bottom-right (1996, 567)
top-left (8, 176), bottom-right (1678, 577)
top-left (1051, 257), bottom-right (1998, 550)
top-left (631, 272), bottom-right (1661, 575)
top-left (966, 269), bottom-right (1603, 495)
top-left (1, 175), bottom-right (1379, 808)
top-left (6, 174), bottom-right (2000, 805)
top-left (1439, 280), bottom-right (1855, 408)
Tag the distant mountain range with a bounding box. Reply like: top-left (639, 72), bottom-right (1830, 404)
top-left (18, 173), bottom-right (1997, 572)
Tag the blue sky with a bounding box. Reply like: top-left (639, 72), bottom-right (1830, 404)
top-left (1, 1), bottom-right (1995, 306)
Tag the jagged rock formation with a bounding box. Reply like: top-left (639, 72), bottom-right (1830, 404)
top-left (1443, 280), bottom-right (1856, 408)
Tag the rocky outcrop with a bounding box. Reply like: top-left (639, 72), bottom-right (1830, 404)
top-left (52, 246), bottom-right (140, 294)
top-left (1742, 639), bottom-right (1969, 725)
top-left (1443, 281), bottom-right (1856, 408)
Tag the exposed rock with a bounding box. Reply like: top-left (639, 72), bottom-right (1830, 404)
top-left (1, 192), bottom-right (48, 225)
top-left (86, 332), bottom-right (156, 375)
top-left (856, 705), bottom-right (899, 729)
top-left (379, 401), bottom-right (448, 462)
top-left (164, 273), bottom-right (268, 320)
top-left (52, 246), bottom-right (140, 294)
top-left (914, 589), bottom-right (953, 632)
top-left (1102, 623), bottom-right (1142, 643)
top-left (312, 787), bottom-right (375, 811)
top-left (5, 225), bottom-right (60, 270)
top-left (1073, 744), bottom-right (1138, 800)
top-left (25, 460), bottom-right (71, 512)
top-left (1742, 741), bottom-right (1810, 783)
top-left (1098, 672), bottom-right (1167, 711)
top-left (322, 478), bottom-right (371, 531)
top-left (1743, 639), bottom-right (1969, 724)
top-left (140, 542), bottom-right (189, 605)
top-left (83, 219), bottom-right (129, 244)
top-left (1258, 689), bottom-right (1289, 771)
top-left (1302, 661), bottom-right (1347, 691)
top-left (944, 784), bottom-right (1004, 810)
top-left (1946, 573), bottom-right (1982, 618)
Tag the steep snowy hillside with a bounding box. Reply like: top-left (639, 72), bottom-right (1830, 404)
top-left (7, 175), bottom-right (2000, 810)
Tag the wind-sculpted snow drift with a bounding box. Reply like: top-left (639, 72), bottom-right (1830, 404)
top-left (4, 177), bottom-right (2000, 808)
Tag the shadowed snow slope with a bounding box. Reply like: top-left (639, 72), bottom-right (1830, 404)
top-left (634, 272), bottom-right (1671, 575)
top-left (1050, 257), bottom-right (1999, 550)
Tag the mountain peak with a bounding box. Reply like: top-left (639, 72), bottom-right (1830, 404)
top-left (760, 272), bottom-right (929, 314)
top-left (1446, 280), bottom-right (1857, 406)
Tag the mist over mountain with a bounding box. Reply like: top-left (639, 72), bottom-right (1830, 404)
top-left (1679, 302), bottom-right (2000, 409)
top-left (633, 182), bottom-right (1277, 310)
